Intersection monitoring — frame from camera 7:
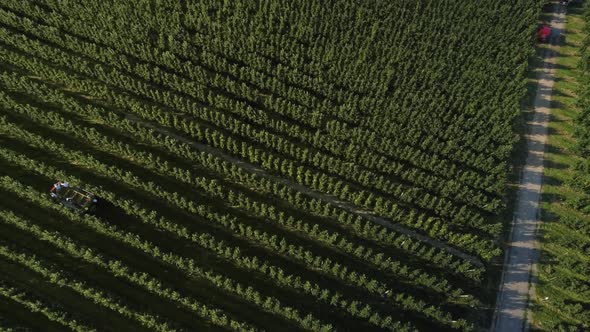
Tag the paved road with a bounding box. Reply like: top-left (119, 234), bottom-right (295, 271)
top-left (492, 5), bottom-right (565, 332)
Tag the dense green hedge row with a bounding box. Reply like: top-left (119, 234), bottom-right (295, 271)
top-left (0, 281), bottom-right (94, 332)
top-left (0, 71), bottom-right (482, 282)
top-left (0, 0), bottom-right (543, 330)
top-left (0, 12), bottom-right (501, 257)
top-left (0, 117), bottom-right (470, 330)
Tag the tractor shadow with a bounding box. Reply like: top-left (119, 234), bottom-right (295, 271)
top-left (91, 197), bottom-right (126, 222)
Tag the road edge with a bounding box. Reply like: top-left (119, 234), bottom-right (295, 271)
top-left (491, 3), bottom-right (565, 331)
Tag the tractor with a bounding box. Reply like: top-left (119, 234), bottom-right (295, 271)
top-left (50, 182), bottom-right (98, 214)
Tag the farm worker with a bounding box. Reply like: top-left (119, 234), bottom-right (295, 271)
top-left (50, 181), bottom-right (62, 193)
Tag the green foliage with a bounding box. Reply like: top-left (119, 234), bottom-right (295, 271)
top-left (0, 0), bottom-right (544, 330)
top-left (0, 282), bottom-right (95, 332)
top-left (533, 2), bottom-right (590, 331)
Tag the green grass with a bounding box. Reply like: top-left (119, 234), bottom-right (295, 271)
top-left (533, 2), bottom-right (590, 331)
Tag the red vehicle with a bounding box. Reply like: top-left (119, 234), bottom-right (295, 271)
top-left (537, 24), bottom-right (551, 43)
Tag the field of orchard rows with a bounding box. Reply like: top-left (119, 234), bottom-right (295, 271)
top-left (0, 0), bottom-right (543, 331)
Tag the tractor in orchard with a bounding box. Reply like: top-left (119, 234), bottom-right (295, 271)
top-left (50, 181), bottom-right (98, 214)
